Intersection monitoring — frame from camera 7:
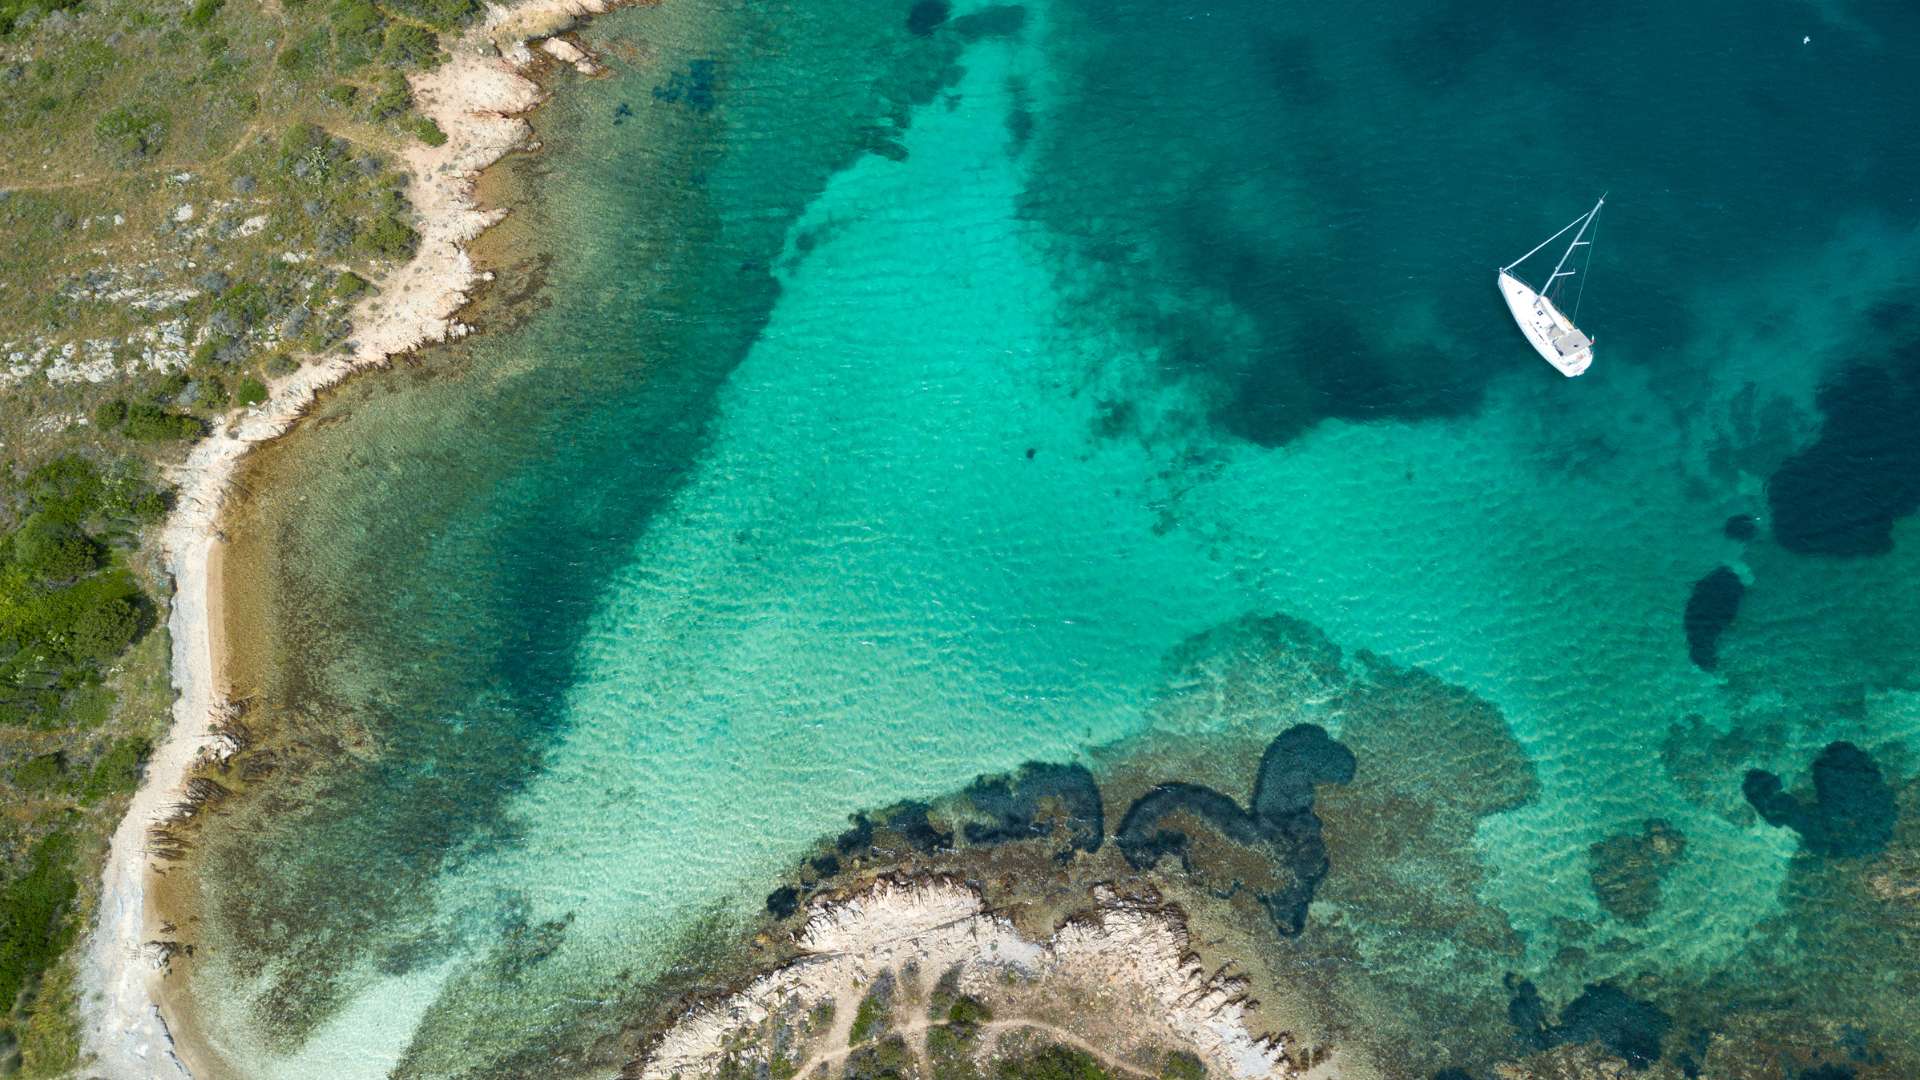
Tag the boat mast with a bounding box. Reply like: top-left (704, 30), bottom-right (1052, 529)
top-left (1502, 195), bottom-right (1606, 281)
top-left (1539, 195), bottom-right (1605, 301)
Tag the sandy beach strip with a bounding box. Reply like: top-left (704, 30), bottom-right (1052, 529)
top-left (77, 3), bottom-right (630, 1076)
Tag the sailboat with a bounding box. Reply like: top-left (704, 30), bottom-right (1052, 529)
top-left (1497, 195), bottom-right (1604, 377)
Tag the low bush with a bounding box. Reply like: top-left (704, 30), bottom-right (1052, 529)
top-left (995, 1045), bottom-right (1113, 1080)
top-left (93, 103), bottom-right (170, 159)
top-left (408, 114), bottom-right (447, 146)
top-left (183, 0), bottom-right (223, 28)
top-left (381, 22), bottom-right (440, 67)
top-left (1159, 1051), bottom-right (1206, 1080)
top-left (369, 71), bottom-right (412, 120)
top-left (0, 0), bottom-right (80, 37)
top-left (93, 399), bottom-right (128, 431)
top-left (0, 831), bottom-right (79, 1028)
top-left (122, 403), bottom-right (202, 441)
top-left (68, 595), bottom-right (141, 661)
top-left (358, 212), bottom-right (416, 259)
top-left (8, 754), bottom-right (67, 795)
top-left (383, 0), bottom-right (479, 31)
top-left (80, 737), bottom-right (149, 802)
top-left (332, 270), bottom-right (370, 299)
top-left (947, 995), bottom-right (992, 1031)
top-left (848, 974), bottom-right (894, 1046)
top-left (11, 515), bottom-right (104, 581)
top-left (233, 375), bottom-right (269, 406)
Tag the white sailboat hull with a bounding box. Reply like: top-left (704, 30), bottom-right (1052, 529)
top-left (1497, 270), bottom-right (1592, 377)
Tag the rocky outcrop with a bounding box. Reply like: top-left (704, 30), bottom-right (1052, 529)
top-left (634, 882), bottom-right (1296, 1080)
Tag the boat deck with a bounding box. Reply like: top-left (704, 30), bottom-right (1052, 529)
top-left (1498, 270), bottom-right (1592, 377)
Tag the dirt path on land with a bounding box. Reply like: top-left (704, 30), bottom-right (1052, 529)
top-left (789, 1015), bottom-right (1162, 1079)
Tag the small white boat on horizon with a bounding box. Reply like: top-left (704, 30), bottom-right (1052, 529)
top-left (1498, 195), bottom-right (1604, 377)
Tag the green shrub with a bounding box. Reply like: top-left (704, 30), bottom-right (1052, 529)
top-left (368, 70), bottom-right (412, 120)
top-left (263, 353), bottom-right (300, 377)
top-left (123, 403), bottom-right (203, 442)
top-left (358, 213), bottom-right (416, 259)
top-left (0, 831), bottom-right (78, 1023)
top-left (333, 270), bottom-right (370, 299)
top-left (68, 595), bottom-right (143, 662)
top-left (1158, 1051), bottom-right (1206, 1080)
top-left (408, 114), bottom-right (447, 146)
top-left (23, 455), bottom-right (104, 522)
top-left (128, 490), bottom-right (169, 523)
top-left (382, 0), bottom-right (478, 31)
top-left (325, 82), bottom-right (359, 106)
top-left (12, 516), bottom-right (103, 582)
top-left (381, 22), bottom-right (441, 67)
top-left (94, 103), bottom-right (170, 158)
top-left (947, 995), bottom-right (992, 1029)
top-left (848, 982), bottom-right (892, 1045)
top-left (81, 737), bottom-right (150, 802)
top-left (278, 121), bottom-right (333, 175)
top-left (93, 399), bottom-right (128, 431)
top-left (995, 1044), bottom-right (1113, 1080)
top-left (153, 370), bottom-right (191, 401)
top-left (197, 377), bottom-right (230, 409)
top-left (233, 375), bottom-right (269, 406)
top-left (927, 1023), bottom-right (982, 1080)
top-left (9, 754), bottom-right (67, 795)
top-left (0, 0), bottom-right (81, 37)
top-left (183, 0), bottom-right (223, 28)
top-left (331, 0), bottom-right (385, 37)
top-left (844, 1035), bottom-right (914, 1080)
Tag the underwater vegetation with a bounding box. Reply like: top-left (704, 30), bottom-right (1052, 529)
top-left (1115, 724), bottom-right (1354, 935)
top-left (961, 762), bottom-right (1104, 857)
top-left (905, 0), bottom-right (949, 36)
top-left (1683, 566), bottom-right (1744, 671)
top-left (1587, 819), bottom-right (1688, 925)
top-left (1744, 741), bottom-right (1897, 858)
top-left (1507, 979), bottom-right (1672, 1071)
top-left (1767, 350), bottom-right (1920, 557)
top-left (718, 606), bottom-right (1920, 1080)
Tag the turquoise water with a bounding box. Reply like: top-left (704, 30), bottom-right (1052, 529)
top-left (187, 0), bottom-right (1920, 1076)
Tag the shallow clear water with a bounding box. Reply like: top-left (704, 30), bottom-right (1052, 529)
top-left (194, 0), bottom-right (1920, 1076)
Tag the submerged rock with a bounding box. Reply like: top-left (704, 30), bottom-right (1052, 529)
top-left (1744, 741), bottom-right (1896, 858)
top-left (1116, 723), bottom-right (1353, 935)
top-left (1768, 358), bottom-right (1920, 557)
top-left (1682, 566), bottom-right (1744, 671)
top-left (905, 0), bottom-right (950, 36)
top-left (961, 761), bottom-right (1104, 856)
top-left (1509, 978), bottom-right (1672, 1070)
top-left (1588, 819), bottom-right (1688, 924)
top-left (836, 800), bottom-right (952, 858)
top-left (950, 4), bottom-right (1028, 41)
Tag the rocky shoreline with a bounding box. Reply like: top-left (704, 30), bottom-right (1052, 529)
top-left (77, 4), bottom-right (633, 1076)
top-left (633, 880), bottom-right (1296, 1080)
